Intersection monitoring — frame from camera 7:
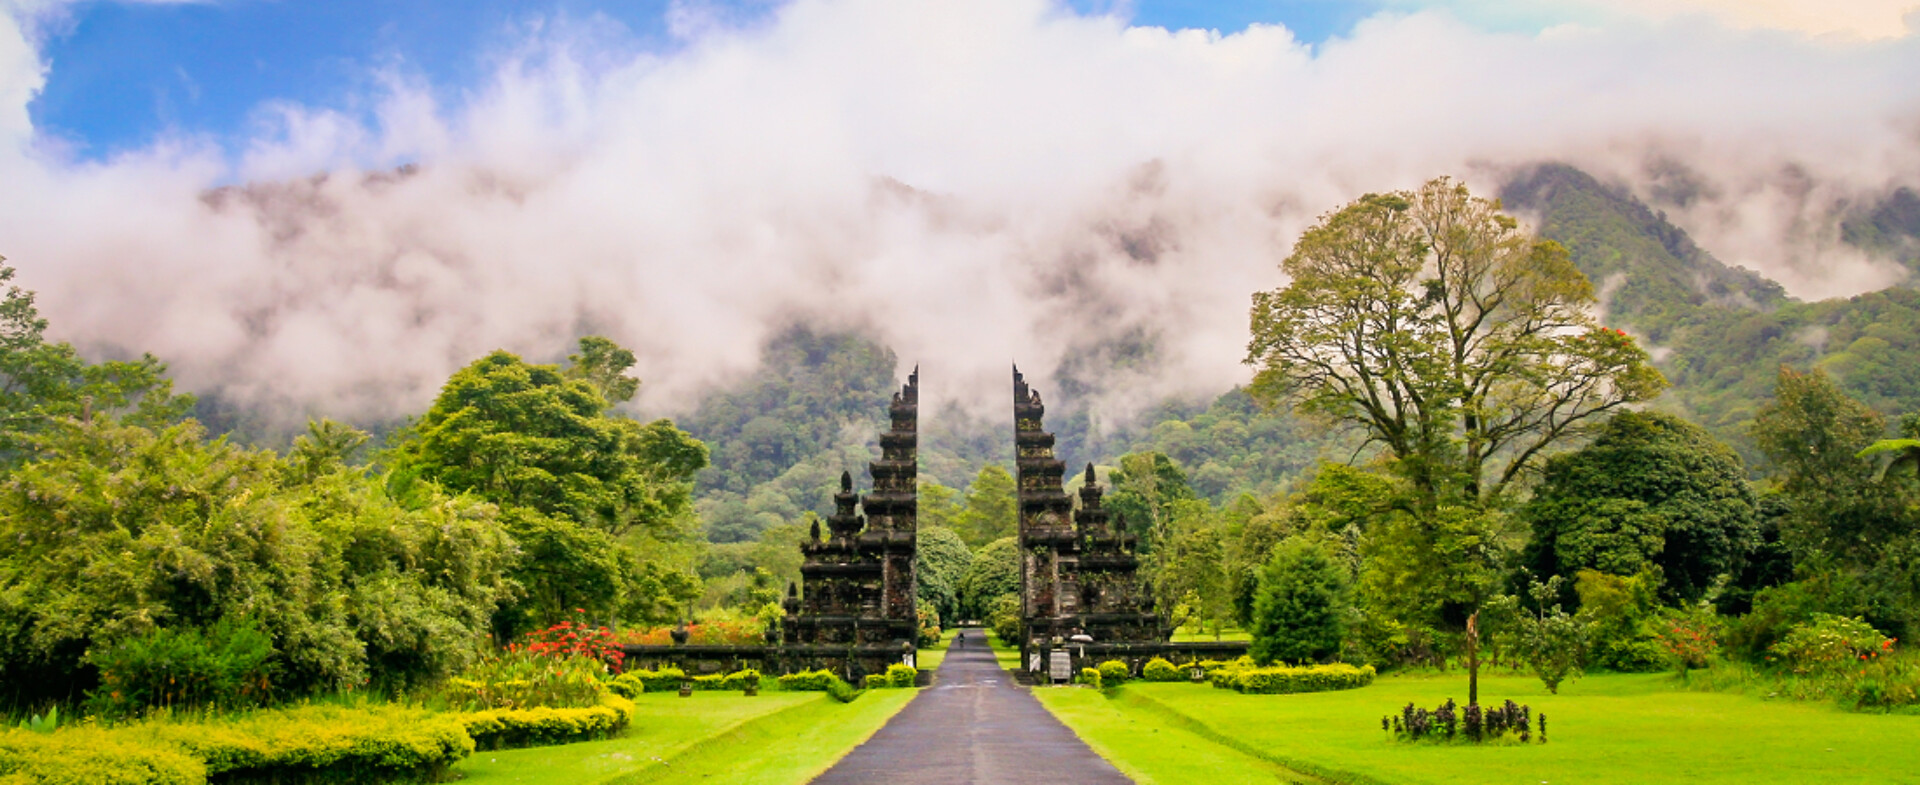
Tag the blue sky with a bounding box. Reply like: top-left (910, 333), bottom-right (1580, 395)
top-left (25, 0), bottom-right (1382, 160)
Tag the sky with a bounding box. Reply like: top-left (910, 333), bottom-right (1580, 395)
top-left (1, 0), bottom-right (1918, 426)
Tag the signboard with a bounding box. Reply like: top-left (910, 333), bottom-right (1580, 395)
top-left (1049, 650), bottom-right (1073, 683)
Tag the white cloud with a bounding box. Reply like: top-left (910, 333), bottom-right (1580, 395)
top-left (0, 0), bottom-right (1916, 428)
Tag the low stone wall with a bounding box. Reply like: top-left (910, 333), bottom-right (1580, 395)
top-left (619, 643), bottom-right (917, 682)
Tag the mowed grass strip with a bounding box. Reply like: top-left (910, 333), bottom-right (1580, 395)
top-left (451, 691), bottom-right (815, 784)
top-left (610, 687), bottom-right (917, 784)
top-left (1038, 687), bottom-right (1319, 784)
top-left (1045, 673), bottom-right (1920, 785)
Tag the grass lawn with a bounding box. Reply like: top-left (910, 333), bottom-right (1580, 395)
top-left (1170, 627), bottom-right (1253, 643)
top-left (453, 688), bottom-right (916, 784)
top-left (1037, 672), bottom-right (1920, 784)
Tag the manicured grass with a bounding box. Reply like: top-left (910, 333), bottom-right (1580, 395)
top-left (1037, 672), bottom-right (1920, 784)
top-left (1041, 686), bottom-right (1304, 784)
top-left (611, 688), bottom-right (916, 783)
top-left (453, 688), bottom-right (915, 784)
top-left (1170, 628), bottom-right (1252, 643)
top-left (985, 629), bottom-right (1023, 673)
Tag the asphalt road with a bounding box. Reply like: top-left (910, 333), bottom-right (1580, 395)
top-left (810, 629), bottom-right (1132, 784)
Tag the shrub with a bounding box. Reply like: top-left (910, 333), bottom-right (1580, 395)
top-left (863, 674), bottom-right (889, 689)
top-left (433, 650), bottom-right (606, 711)
top-left (722, 669), bottom-right (761, 691)
top-left (1771, 614), bottom-right (1891, 674)
top-left (1654, 612), bottom-right (1719, 672)
top-left (619, 667), bottom-right (690, 694)
top-left (777, 669), bottom-right (841, 691)
top-left (141, 702), bottom-right (474, 782)
top-left (1141, 658), bottom-right (1183, 682)
top-left (826, 678), bottom-right (862, 703)
top-left (1228, 663), bottom-right (1375, 694)
top-left (1078, 667), bottom-right (1102, 689)
top-left (989, 595), bottom-right (1022, 647)
top-left (1250, 537), bottom-right (1349, 665)
top-left (1096, 660), bottom-right (1130, 686)
top-left (1386, 698), bottom-right (1541, 744)
top-left (462, 693), bottom-right (635, 750)
top-left (84, 618), bottom-right (277, 718)
top-left (516, 615), bottom-right (626, 673)
top-left (0, 726), bottom-right (205, 785)
top-left (886, 663), bottom-right (918, 688)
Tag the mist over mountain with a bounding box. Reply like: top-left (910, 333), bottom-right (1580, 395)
top-left (3, 0), bottom-right (1918, 436)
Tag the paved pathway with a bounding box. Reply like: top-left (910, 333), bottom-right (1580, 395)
top-left (811, 630), bottom-right (1132, 784)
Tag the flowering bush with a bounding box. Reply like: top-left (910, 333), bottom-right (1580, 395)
top-left (1770, 615), bottom-right (1890, 675)
top-left (1654, 613), bottom-right (1718, 672)
top-left (518, 613), bottom-right (625, 673)
top-left (436, 649), bottom-right (607, 711)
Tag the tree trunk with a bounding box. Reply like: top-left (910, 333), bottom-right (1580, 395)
top-left (1466, 611), bottom-right (1481, 706)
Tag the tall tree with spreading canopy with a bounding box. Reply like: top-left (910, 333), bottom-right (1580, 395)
top-left (391, 337), bottom-right (706, 633)
top-left (1244, 178), bottom-right (1667, 513)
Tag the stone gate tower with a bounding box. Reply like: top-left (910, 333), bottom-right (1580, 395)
top-left (1013, 367), bottom-right (1161, 671)
top-left (779, 368), bottom-right (919, 676)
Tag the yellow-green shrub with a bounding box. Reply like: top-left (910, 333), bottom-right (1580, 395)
top-left (139, 703), bottom-right (473, 782)
top-left (1077, 667), bottom-right (1102, 689)
top-left (886, 664), bottom-right (917, 688)
top-left (1096, 660), bottom-right (1130, 685)
top-left (1227, 663), bottom-right (1375, 694)
top-left (0, 727), bottom-right (205, 785)
top-left (462, 693), bottom-right (635, 751)
top-left (1141, 657), bottom-right (1184, 682)
top-left (778, 669), bottom-right (841, 691)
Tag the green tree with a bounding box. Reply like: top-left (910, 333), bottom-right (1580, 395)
top-left (918, 479), bottom-right (964, 530)
top-left (0, 258), bottom-right (192, 463)
top-left (1107, 452), bottom-right (1198, 550)
top-left (915, 525), bottom-right (974, 625)
top-left (1753, 367), bottom-right (1912, 564)
top-left (1245, 178), bottom-right (1666, 513)
top-left (391, 339), bottom-right (706, 634)
top-left (1523, 411), bottom-right (1760, 604)
top-left (0, 418), bottom-right (514, 708)
top-left (960, 537), bottom-right (1020, 621)
top-left (957, 464), bottom-right (1017, 547)
top-left (1250, 536), bottom-right (1350, 665)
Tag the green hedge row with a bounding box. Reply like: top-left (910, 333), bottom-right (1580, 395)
top-left (0, 704), bottom-right (473, 785)
top-left (607, 668), bottom-right (760, 698)
top-left (462, 693), bottom-right (635, 751)
top-left (1210, 663), bottom-right (1377, 694)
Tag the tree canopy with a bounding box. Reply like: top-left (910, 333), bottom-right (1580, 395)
top-left (1524, 411), bottom-right (1760, 604)
top-left (1245, 178), bottom-right (1667, 512)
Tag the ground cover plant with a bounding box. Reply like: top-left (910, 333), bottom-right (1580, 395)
top-left (1036, 671), bottom-right (1920, 784)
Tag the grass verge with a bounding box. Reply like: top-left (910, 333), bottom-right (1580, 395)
top-left (453, 688), bottom-right (916, 785)
top-left (1040, 672), bottom-right (1920, 784)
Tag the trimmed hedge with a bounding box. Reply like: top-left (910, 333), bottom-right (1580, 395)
top-left (1096, 660), bottom-right (1131, 685)
top-left (1211, 663), bottom-right (1376, 695)
top-left (863, 674), bottom-right (889, 689)
top-left (462, 693), bottom-right (635, 751)
top-left (0, 727), bottom-right (205, 785)
top-left (1142, 658), bottom-right (1184, 682)
top-left (777, 669), bottom-right (841, 691)
top-left (141, 703), bottom-right (473, 784)
top-left (1078, 667), bottom-right (1102, 689)
top-left (886, 664), bottom-right (917, 688)
top-left (611, 667), bottom-right (689, 696)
